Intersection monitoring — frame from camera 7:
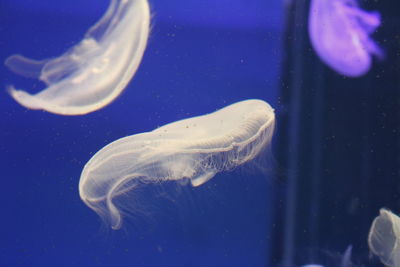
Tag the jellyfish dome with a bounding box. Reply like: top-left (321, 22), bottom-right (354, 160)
top-left (308, 0), bottom-right (383, 77)
top-left (5, 0), bottom-right (150, 115)
top-left (368, 209), bottom-right (400, 267)
top-left (79, 99), bottom-right (276, 229)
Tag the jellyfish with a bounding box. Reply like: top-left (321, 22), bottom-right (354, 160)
top-left (301, 246), bottom-right (354, 267)
top-left (308, 0), bottom-right (383, 77)
top-left (79, 99), bottom-right (275, 229)
top-left (368, 209), bottom-right (400, 267)
top-left (5, 0), bottom-right (150, 115)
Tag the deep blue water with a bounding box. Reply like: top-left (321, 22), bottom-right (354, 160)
top-left (0, 1), bottom-right (282, 266)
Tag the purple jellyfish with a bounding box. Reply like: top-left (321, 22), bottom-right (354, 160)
top-left (309, 0), bottom-right (383, 77)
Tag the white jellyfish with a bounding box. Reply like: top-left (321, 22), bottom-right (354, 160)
top-left (5, 0), bottom-right (150, 115)
top-left (79, 99), bottom-right (276, 229)
top-left (368, 209), bottom-right (400, 267)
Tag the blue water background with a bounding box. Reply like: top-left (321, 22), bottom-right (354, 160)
top-left (0, 1), bottom-right (282, 266)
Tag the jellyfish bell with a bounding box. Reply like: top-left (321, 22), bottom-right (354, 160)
top-left (368, 209), bottom-right (400, 267)
top-left (308, 0), bottom-right (383, 77)
top-left (5, 0), bottom-right (150, 115)
top-left (79, 99), bottom-right (276, 229)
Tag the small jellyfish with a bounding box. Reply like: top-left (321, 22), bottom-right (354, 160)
top-left (308, 0), bottom-right (383, 77)
top-left (301, 245), bottom-right (354, 267)
top-left (5, 0), bottom-right (150, 115)
top-left (368, 209), bottom-right (400, 267)
top-left (79, 99), bottom-right (275, 229)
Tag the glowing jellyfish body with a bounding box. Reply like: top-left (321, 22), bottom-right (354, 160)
top-left (368, 209), bottom-right (400, 267)
top-left (5, 0), bottom-right (150, 115)
top-left (308, 0), bottom-right (383, 77)
top-left (79, 99), bottom-right (275, 229)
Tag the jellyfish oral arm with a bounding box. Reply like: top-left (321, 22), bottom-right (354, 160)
top-left (191, 170), bottom-right (217, 187)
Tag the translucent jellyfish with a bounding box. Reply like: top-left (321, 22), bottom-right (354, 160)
top-left (79, 99), bottom-right (275, 229)
top-left (368, 209), bottom-right (400, 267)
top-left (301, 246), bottom-right (353, 267)
top-left (308, 0), bottom-right (383, 77)
top-left (5, 0), bottom-right (150, 115)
